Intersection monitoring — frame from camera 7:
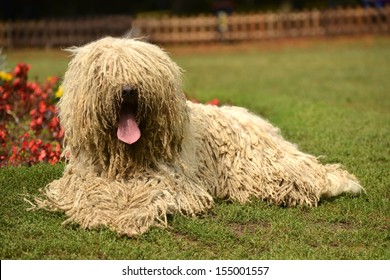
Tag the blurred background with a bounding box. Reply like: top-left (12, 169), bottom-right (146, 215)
top-left (0, 0), bottom-right (389, 48)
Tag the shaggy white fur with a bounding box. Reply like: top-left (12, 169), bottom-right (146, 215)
top-left (36, 37), bottom-right (364, 236)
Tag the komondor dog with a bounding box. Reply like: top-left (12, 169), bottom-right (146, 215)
top-left (36, 37), bottom-right (363, 236)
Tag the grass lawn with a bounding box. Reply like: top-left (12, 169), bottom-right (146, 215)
top-left (3, 49), bottom-right (69, 82)
top-left (1, 37), bottom-right (389, 259)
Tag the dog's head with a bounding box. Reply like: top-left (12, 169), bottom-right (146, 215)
top-left (59, 37), bottom-right (187, 174)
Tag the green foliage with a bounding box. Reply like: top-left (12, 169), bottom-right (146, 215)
top-left (1, 37), bottom-right (389, 259)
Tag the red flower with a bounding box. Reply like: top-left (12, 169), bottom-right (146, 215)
top-left (13, 63), bottom-right (31, 78)
top-left (49, 116), bottom-right (59, 128)
top-left (38, 100), bottom-right (47, 113)
top-left (38, 149), bottom-right (47, 161)
top-left (206, 98), bottom-right (220, 106)
top-left (0, 130), bottom-right (6, 141)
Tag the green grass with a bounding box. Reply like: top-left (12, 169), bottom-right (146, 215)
top-left (1, 37), bottom-right (389, 259)
top-left (4, 49), bottom-right (69, 82)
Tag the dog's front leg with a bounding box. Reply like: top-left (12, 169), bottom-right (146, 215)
top-left (37, 166), bottom-right (214, 236)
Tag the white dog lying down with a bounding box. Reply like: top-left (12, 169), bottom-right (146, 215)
top-left (36, 37), bottom-right (364, 236)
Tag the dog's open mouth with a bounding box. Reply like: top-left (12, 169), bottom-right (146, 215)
top-left (117, 85), bottom-right (141, 144)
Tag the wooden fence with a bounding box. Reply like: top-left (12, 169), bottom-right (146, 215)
top-left (0, 15), bottom-right (132, 48)
top-left (1, 6), bottom-right (389, 48)
top-left (134, 6), bottom-right (390, 44)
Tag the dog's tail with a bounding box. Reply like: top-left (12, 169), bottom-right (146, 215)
top-left (321, 164), bottom-right (365, 198)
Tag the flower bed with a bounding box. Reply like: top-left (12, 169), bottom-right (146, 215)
top-left (0, 64), bottom-right (63, 166)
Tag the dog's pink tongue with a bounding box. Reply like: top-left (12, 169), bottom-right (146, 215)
top-left (117, 112), bottom-right (141, 144)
